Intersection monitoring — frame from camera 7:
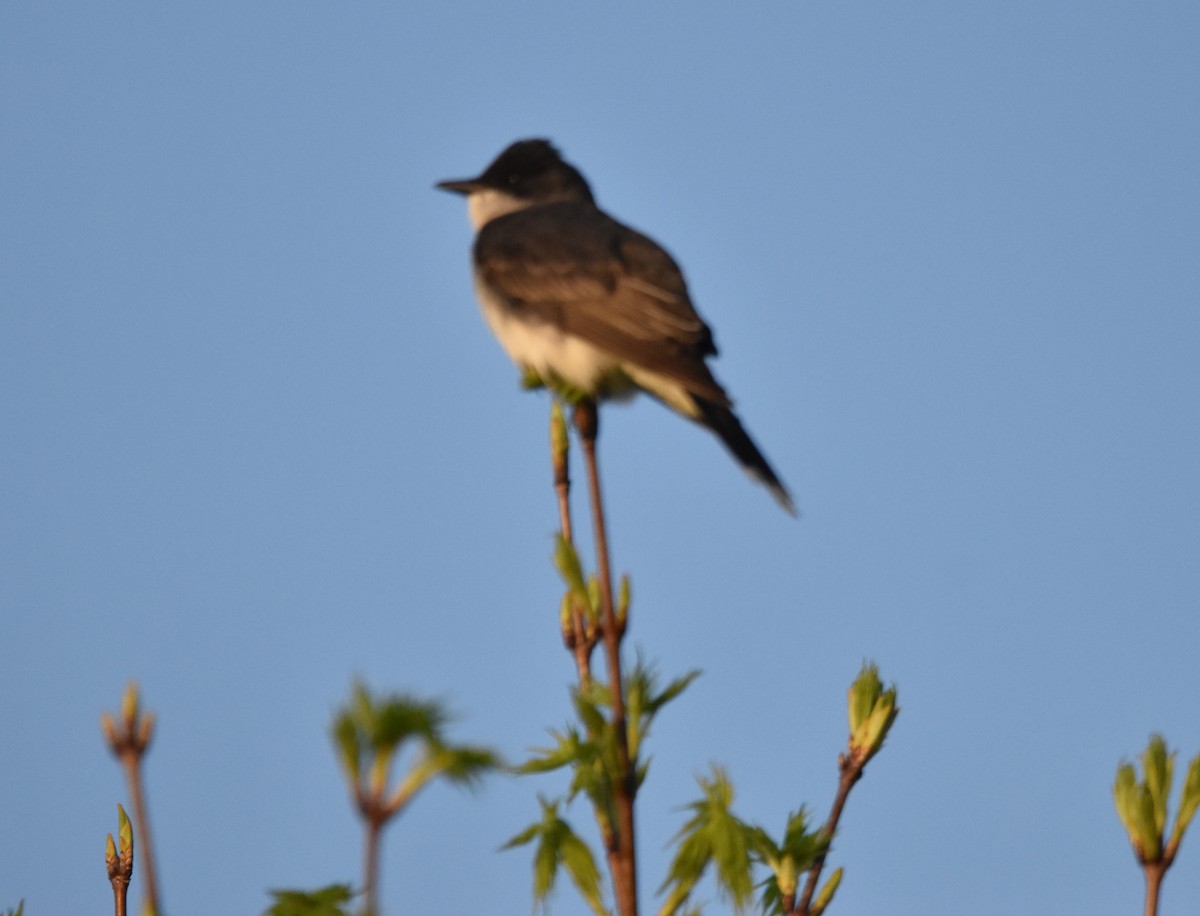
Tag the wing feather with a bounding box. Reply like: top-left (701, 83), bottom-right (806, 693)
top-left (474, 202), bottom-right (730, 406)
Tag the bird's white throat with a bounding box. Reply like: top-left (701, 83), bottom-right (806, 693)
top-left (466, 189), bottom-right (532, 230)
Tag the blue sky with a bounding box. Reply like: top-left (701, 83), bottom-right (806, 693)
top-left (3, 2), bottom-right (1199, 913)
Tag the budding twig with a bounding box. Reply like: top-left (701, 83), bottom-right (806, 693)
top-left (101, 682), bottom-right (160, 916)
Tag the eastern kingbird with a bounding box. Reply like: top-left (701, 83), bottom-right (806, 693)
top-left (437, 139), bottom-right (795, 514)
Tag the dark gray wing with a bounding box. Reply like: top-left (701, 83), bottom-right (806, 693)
top-left (474, 202), bottom-right (731, 407)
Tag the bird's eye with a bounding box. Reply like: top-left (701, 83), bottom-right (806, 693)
top-left (507, 173), bottom-right (520, 185)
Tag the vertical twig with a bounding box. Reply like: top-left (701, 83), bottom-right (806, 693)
top-left (573, 399), bottom-right (638, 916)
top-left (362, 811), bottom-right (383, 916)
top-left (101, 684), bottom-right (161, 916)
top-left (1145, 833), bottom-right (1183, 916)
top-left (109, 865), bottom-right (129, 916)
top-left (1140, 840), bottom-right (1178, 916)
top-left (551, 402), bottom-right (574, 545)
top-left (794, 758), bottom-right (862, 916)
top-left (1143, 861), bottom-right (1165, 916)
top-left (552, 401), bottom-right (595, 684)
top-left (122, 760), bottom-right (157, 913)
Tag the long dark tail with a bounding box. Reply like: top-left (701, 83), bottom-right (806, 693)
top-left (694, 397), bottom-right (796, 515)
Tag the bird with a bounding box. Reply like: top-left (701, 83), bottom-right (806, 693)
top-left (436, 139), bottom-right (795, 515)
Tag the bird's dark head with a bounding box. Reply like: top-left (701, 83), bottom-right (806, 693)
top-left (437, 139), bottom-right (595, 227)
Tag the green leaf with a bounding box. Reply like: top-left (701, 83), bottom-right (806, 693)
top-left (1171, 753), bottom-right (1200, 849)
top-left (559, 593), bottom-right (576, 637)
top-left (1114, 762), bottom-right (1139, 840)
top-left (574, 686), bottom-right (610, 737)
top-left (515, 723), bottom-right (615, 834)
top-left (660, 767), bottom-right (754, 913)
top-left (641, 668), bottom-right (701, 720)
top-left (586, 576), bottom-right (602, 620)
top-left (371, 694), bottom-right (446, 750)
top-left (331, 712), bottom-right (360, 786)
top-left (746, 807), bottom-right (827, 904)
top-left (1142, 734), bottom-right (1173, 837)
top-left (430, 744), bottom-right (500, 786)
top-left (1136, 784), bottom-right (1162, 860)
top-left (811, 866), bottom-right (843, 916)
top-left (622, 658), bottom-right (700, 763)
top-left (781, 808), bottom-right (827, 864)
top-left (550, 400), bottom-right (570, 462)
top-left (560, 826), bottom-right (608, 915)
top-left (554, 535), bottom-right (588, 599)
top-left (390, 739), bottom-right (499, 815)
top-left (338, 682), bottom-right (448, 757)
top-left (502, 819), bottom-right (545, 851)
top-left (117, 803), bottom-right (133, 855)
top-left (121, 681), bottom-right (140, 725)
top-left (756, 875), bottom-right (786, 916)
top-left (504, 798), bottom-right (607, 914)
top-left (520, 365), bottom-right (547, 390)
top-left (746, 807), bottom-right (830, 915)
top-left (534, 822), bottom-right (558, 900)
top-left (634, 758), bottom-right (651, 792)
top-left (847, 663), bottom-right (881, 733)
top-left (744, 823), bottom-right (782, 865)
top-left (263, 884), bottom-right (356, 916)
top-left (1114, 755), bottom-right (1163, 860)
top-left (537, 368), bottom-right (591, 403)
top-left (517, 727), bottom-right (589, 775)
top-left (616, 575), bottom-right (631, 626)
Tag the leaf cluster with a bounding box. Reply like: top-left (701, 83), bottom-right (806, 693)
top-left (657, 662), bottom-right (899, 916)
top-left (331, 682), bottom-right (499, 823)
top-left (1114, 734), bottom-right (1200, 865)
top-left (659, 768), bottom-right (833, 916)
top-left (264, 884), bottom-right (356, 916)
top-left (847, 664), bottom-right (898, 769)
top-left (509, 659), bottom-right (698, 913)
top-left (554, 535), bottom-right (631, 645)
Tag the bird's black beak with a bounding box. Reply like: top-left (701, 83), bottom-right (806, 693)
top-left (435, 178), bottom-right (483, 195)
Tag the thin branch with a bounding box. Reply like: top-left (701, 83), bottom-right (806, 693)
top-left (794, 756), bottom-right (862, 916)
top-left (552, 402), bottom-right (574, 545)
top-left (101, 687), bottom-right (161, 916)
top-left (574, 400), bottom-right (638, 916)
top-left (363, 815), bottom-right (384, 916)
top-left (119, 757), bottom-right (157, 914)
top-left (1143, 861), bottom-right (1166, 916)
top-left (552, 402), bottom-right (596, 683)
top-left (110, 875), bottom-right (128, 916)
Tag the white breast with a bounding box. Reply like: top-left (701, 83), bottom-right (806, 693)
top-left (474, 277), bottom-right (633, 397)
